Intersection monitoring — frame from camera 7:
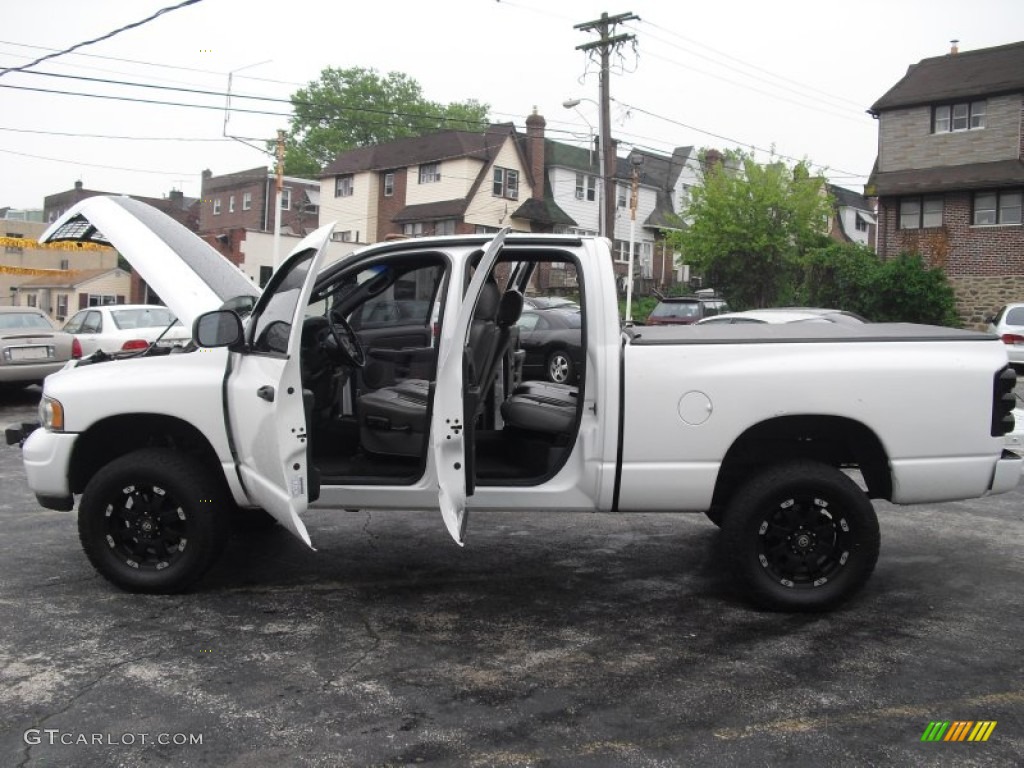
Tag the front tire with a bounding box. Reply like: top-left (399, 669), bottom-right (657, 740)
top-left (78, 448), bottom-right (230, 594)
top-left (721, 461), bottom-right (880, 612)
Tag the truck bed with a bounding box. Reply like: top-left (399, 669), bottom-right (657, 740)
top-left (625, 323), bottom-right (997, 345)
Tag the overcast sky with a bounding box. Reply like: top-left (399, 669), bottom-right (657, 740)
top-left (1, 0), bottom-right (1021, 211)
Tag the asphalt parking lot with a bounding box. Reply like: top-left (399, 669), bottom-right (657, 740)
top-left (1, 385), bottom-right (1023, 767)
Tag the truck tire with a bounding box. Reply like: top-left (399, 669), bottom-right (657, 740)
top-left (78, 448), bottom-right (230, 594)
top-left (721, 461), bottom-right (879, 612)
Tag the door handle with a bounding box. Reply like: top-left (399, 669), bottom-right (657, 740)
top-left (257, 385), bottom-right (275, 402)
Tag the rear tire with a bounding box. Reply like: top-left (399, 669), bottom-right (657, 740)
top-left (721, 461), bottom-right (879, 612)
top-left (78, 448), bottom-right (230, 593)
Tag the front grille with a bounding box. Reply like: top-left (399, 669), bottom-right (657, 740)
top-left (991, 365), bottom-right (1017, 437)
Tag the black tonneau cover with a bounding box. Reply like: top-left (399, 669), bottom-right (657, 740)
top-left (625, 323), bottom-right (997, 346)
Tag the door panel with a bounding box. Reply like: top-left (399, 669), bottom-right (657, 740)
top-left (225, 224), bottom-right (334, 546)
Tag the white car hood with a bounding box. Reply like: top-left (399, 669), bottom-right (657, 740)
top-left (40, 196), bottom-right (260, 329)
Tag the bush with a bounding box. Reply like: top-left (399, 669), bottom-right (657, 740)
top-left (802, 244), bottom-right (959, 326)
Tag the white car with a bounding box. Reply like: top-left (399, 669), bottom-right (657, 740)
top-left (697, 308), bottom-right (866, 325)
top-left (986, 303), bottom-right (1024, 369)
top-left (62, 304), bottom-right (190, 356)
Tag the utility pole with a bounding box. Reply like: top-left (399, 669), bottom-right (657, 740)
top-left (574, 11), bottom-right (638, 243)
top-left (626, 157), bottom-right (640, 322)
top-left (273, 129), bottom-right (285, 269)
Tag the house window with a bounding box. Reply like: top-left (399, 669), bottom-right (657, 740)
top-left (475, 225), bottom-right (499, 234)
top-left (213, 199), bottom-right (221, 215)
top-left (335, 175), bottom-right (354, 197)
top-left (575, 173), bottom-right (596, 201)
top-left (280, 188), bottom-right (291, 210)
top-left (259, 266), bottom-right (273, 288)
top-left (88, 294), bottom-right (119, 306)
top-left (617, 184), bottom-right (627, 208)
top-left (60, 258), bottom-right (69, 270)
top-left (973, 190), bottom-right (1023, 226)
top-left (403, 222), bottom-right (425, 237)
top-left (26, 294), bottom-right (37, 307)
top-left (418, 163), bottom-right (441, 184)
top-left (492, 167), bottom-right (519, 200)
top-left (4, 232), bottom-right (23, 254)
top-left (229, 195), bottom-right (235, 213)
top-left (855, 214), bottom-right (869, 232)
top-left (383, 172), bottom-right (395, 197)
top-left (434, 219), bottom-right (456, 236)
top-left (899, 196), bottom-right (943, 229)
top-left (933, 101), bottom-right (986, 133)
top-left (242, 192), bottom-right (252, 210)
top-left (56, 294), bottom-right (68, 321)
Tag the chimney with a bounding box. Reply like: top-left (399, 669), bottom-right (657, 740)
top-left (703, 149), bottom-right (724, 174)
top-left (169, 189), bottom-right (184, 207)
top-left (950, 39), bottom-right (959, 55)
top-left (525, 107), bottom-right (546, 201)
top-left (74, 180), bottom-right (83, 191)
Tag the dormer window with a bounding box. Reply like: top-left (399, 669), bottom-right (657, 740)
top-left (418, 163), bottom-right (441, 184)
top-left (492, 167), bottom-right (519, 200)
top-left (933, 100), bottom-right (986, 133)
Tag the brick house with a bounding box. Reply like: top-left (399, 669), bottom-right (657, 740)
top-left (828, 184), bottom-right (876, 249)
top-left (198, 167), bottom-right (320, 239)
top-left (866, 41), bottom-right (1024, 325)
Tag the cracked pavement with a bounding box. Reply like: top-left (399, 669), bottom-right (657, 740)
top-left (2, 385), bottom-right (1023, 766)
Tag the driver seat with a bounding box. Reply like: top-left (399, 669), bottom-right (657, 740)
top-left (357, 281), bottom-right (522, 457)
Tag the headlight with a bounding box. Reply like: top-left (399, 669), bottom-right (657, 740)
top-left (38, 396), bottom-right (65, 431)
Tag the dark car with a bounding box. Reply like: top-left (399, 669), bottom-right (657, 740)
top-left (645, 295), bottom-right (730, 325)
top-left (516, 307), bottom-right (582, 384)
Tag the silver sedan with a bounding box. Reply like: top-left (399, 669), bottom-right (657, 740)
top-left (0, 307), bottom-right (75, 388)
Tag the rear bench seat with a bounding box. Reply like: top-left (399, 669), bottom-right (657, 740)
top-left (500, 381), bottom-right (578, 435)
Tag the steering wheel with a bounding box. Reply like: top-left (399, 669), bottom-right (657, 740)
top-left (326, 311), bottom-right (366, 367)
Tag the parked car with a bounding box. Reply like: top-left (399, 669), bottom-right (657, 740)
top-left (697, 308), bottom-right (867, 326)
top-left (986, 303), bottom-right (1024, 369)
top-left (0, 306), bottom-right (75, 388)
top-left (645, 295), bottom-right (730, 325)
top-left (523, 295), bottom-right (579, 310)
top-left (516, 307), bottom-right (583, 384)
top-left (62, 304), bottom-right (190, 356)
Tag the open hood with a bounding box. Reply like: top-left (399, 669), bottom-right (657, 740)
top-left (40, 195), bottom-right (260, 328)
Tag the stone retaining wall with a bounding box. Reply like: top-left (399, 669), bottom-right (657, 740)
top-left (950, 275), bottom-right (1024, 329)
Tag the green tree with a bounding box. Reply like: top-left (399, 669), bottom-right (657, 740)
top-left (278, 67), bottom-right (490, 176)
top-left (667, 150), bottom-right (833, 309)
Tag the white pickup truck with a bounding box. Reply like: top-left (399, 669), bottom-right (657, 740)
top-left (8, 196), bottom-right (1020, 611)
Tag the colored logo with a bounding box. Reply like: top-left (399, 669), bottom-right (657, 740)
top-left (921, 721), bottom-right (997, 742)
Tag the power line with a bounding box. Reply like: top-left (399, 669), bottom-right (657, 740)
top-left (0, 0), bottom-right (205, 78)
top-left (0, 126), bottom-right (232, 142)
top-left (0, 147), bottom-right (196, 176)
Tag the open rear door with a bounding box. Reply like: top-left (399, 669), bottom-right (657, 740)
top-left (224, 224), bottom-right (334, 546)
top-left (430, 229), bottom-right (509, 545)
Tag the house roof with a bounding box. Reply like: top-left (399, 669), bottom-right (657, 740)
top-left (391, 199), bottom-right (468, 223)
top-left (16, 268), bottom-right (123, 289)
top-left (321, 124), bottom-right (515, 177)
top-left (829, 184), bottom-right (873, 211)
top-left (866, 158), bottom-right (1024, 196)
top-left (870, 41), bottom-right (1024, 113)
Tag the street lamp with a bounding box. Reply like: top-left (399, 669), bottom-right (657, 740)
top-left (562, 97), bottom-right (606, 239)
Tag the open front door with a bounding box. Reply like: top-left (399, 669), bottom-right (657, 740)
top-left (430, 229), bottom-right (509, 545)
top-left (225, 224), bottom-right (334, 547)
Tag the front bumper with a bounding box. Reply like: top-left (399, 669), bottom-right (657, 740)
top-left (21, 427), bottom-right (77, 510)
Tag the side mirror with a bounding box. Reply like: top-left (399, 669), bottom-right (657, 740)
top-left (193, 310), bottom-right (244, 349)
top-left (984, 314), bottom-right (995, 325)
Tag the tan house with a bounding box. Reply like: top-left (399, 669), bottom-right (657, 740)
top-left (2, 219), bottom-right (119, 310)
top-left (319, 120), bottom-right (549, 243)
top-left (15, 268), bottom-right (131, 324)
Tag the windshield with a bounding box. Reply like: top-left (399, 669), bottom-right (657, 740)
top-left (0, 312), bottom-right (53, 330)
top-left (650, 301), bottom-right (699, 318)
top-left (110, 307), bottom-right (179, 330)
